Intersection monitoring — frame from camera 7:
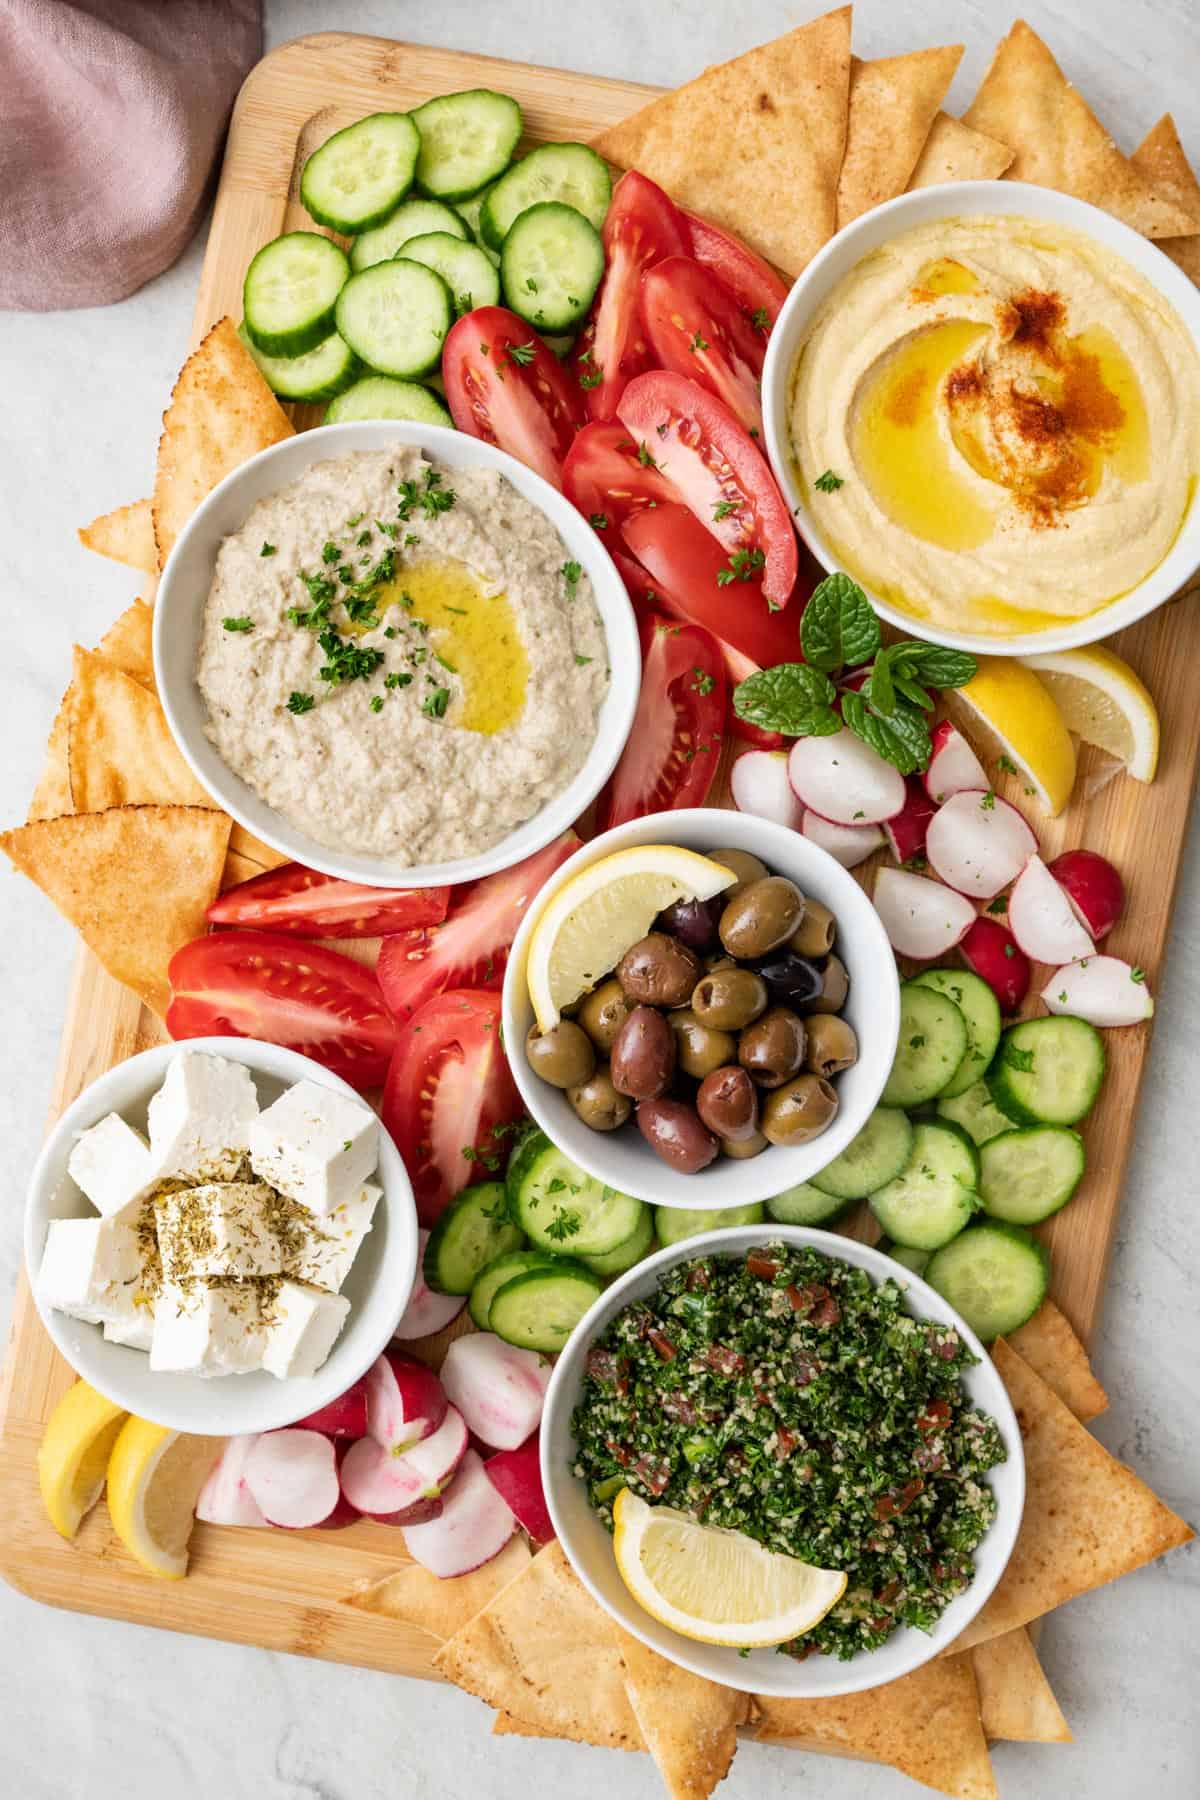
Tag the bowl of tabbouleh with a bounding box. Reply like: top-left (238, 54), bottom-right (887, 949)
top-left (539, 1226), bottom-right (1024, 1696)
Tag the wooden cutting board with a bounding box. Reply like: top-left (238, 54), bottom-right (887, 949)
top-left (1, 29), bottom-right (1197, 1674)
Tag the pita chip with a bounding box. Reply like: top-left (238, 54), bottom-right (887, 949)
top-left (227, 822), bottom-right (290, 872)
top-left (1007, 1300), bottom-right (1107, 1423)
top-left (837, 47), bottom-right (964, 227)
top-left (908, 112), bottom-right (1014, 188)
top-left (616, 1626), bottom-right (747, 1800)
top-left (594, 8), bottom-right (852, 277)
top-left (66, 649), bottom-right (213, 814)
top-left (492, 1710), bottom-right (642, 1748)
top-left (964, 21), bottom-right (1200, 239)
top-left (972, 1628), bottom-right (1071, 1743)
top-left (28, 689), bottom-right (75, 823)
top-left (96, 600), bottom-right (156, 691)
top-left (1132, 115), bottom-right (1200, 287)
top-left (152, 316), bottom-right (293, 566)
top-left (78, 498), bottom-right (158, 576)
top-left (345, 1535), bottom-right (531, 1640)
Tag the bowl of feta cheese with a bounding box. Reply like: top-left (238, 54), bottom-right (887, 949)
top-left (25, 1039), bottom-right (418, 1435)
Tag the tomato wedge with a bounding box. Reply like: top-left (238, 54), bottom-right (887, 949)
top-left (382, 989), bottom-right (524, 1224)
top-left (642, 256), bottom-right (766, 437)
top-left (570, 170), bottom-right (689, 423)
top-left (207, 863), bottom-right (450, 938)
top-left (443, 306), bottom-right (586, 490)
top-left (377, 831), bottom-right (579, 1023)
top-left (595, 614), bottom-right (725, 830)
top-left (166, 932), bottom-right (397, 1088)
top-left (616, 371), bottom-right (798, 609)
top-left (682, 209), bottom-right (790, 329)
top-left (562, 420), bottom-right (676, 559)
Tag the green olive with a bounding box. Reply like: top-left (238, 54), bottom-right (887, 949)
top-left (577, 978), bottom-right (632, 1053)
top-left (761, 1074), bottom-right (839, 1146)
top-left (804, 1013), bottom-right (858, 1077)
top-left (720, 1128), bottom-right (769, 1160)
top-left (706, 847), bottom-right (768, 901)
top-left (690, 965), bottom-right (768, 1031)
top-left (790, 898), bottom-right (836, 958)
top-left (806, 953), bottom-right (850, 1015)
top-left (526, 1020), bottom-right (595, 1089)
top-left (719, 876), bottom-right (805, 960)
top-left (668, 1008), bottom-right (738, 1080)
top-left (737, 1006), bottom-right (807, 1089)
top-left (567, 1066), bottom-right (632, 1132)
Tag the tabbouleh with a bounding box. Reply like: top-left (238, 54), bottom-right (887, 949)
top-left (571, 1241), bottom-right (1006, 1661)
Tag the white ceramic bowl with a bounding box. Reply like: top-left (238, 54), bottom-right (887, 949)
top-left (24, 1038), bottom-right (418, 1435)
top-left (154, 420), bottom-right (640, 888)
top-left (501, 809), bottom-right (900, 1209)
top-left (541, 1224), bottom-right (1024, 1697)
top-left (762, 180), bottom-right (1200, 657)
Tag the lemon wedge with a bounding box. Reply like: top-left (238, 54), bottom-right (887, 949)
top-left (1021, 645), bottom-right (1159, 783)
top-left (105, 1417), bottom-right (224, 1579)
top-left (37, 1379), bottom-right (128, 1540)
top-left (611, 1487), bottom-right (847, 1649)
top-left (946, 657), bottom-right (1077, 816)
top-left (524, 845), bottom-right (735, 1031)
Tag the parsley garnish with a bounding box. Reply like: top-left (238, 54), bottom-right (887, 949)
top-left (712, 499), bottom-right (739, 520)
top-left (814, 468), bottom-right (845, 492)
top-left (1131, 966), bottom-right (1146, 983)
top-left (588, 512), bottom-right (609, 531)
top-left (997, 754), bottom-right (1019, 776)
top-left (692, 667), bottom-right (715, 695)
top-left (980, 791), bottom-right (996, 810)
top-left (561, 560), bottom-right (582, 591)
top-left (369, 695), bottom-right (384, 713)
top-left (321, 541), bottom-right (340, 565)
top-left (716, 547), bottom-right (765, 586)
top-left (578, 362), bottom-right (603, 390)
top-left (689, 331), bottom-right (709, 353)
top-left (749, 306), bottom-right (770, 333)
top-left (287, 692), bottom-right (314, 715)
top-left (508, 339), bottom-right (537, 367)
top-left (545, 1207), bottom-right (582, 1243)
top-left (636, 442), bottom-right (659, 468)
top-left (385, 672), bottom-right (413, 690)
top-left (986, 896), bottom-right (1008, 915)
top-left (422, 687), bottom-right (450, 719)
top-left (434, 652), bottom-right (457, 672)
top-left (259, 542), bottom-right (276, 557)
top-left (575, 653), bottom-right (593, 666)
top-left (346, 514), bottom-right (364, 528)
top-left (317, 631), bottom-right (386, 687)
top-left (222, 616), bottom-right (254, 633)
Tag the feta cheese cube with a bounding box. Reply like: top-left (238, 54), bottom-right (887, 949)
top-left (148, 1052), bottom-right (259, 1183)
top-left (248, 1081), bottom-right (377, 1216)
top-left (260, 1280), bottom-right (350, 1380)
top-left (291, 1181), bottom-right (381, 1293)
top-left (68, 1112), bottom-right (154, 1217)
top-left (39, 1210), bottom-right (144, 1326)
top-left (150, 1280), bottom-right (268, 1377)
top-left (102, 1302), bottom-right (155, 1353)
top-left (156, 1182), bottom-right (288, 1282)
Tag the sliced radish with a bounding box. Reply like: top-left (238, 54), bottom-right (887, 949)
top-left (243, 1429), bottom-right (342, 1530)
top-left (1009, 856), bottom-right (1094, 964)
top-left (960, 915), bottom-right (1030, 1013)
top-left (339, 1404), bottom-right (469, 1521)
top-left (440, 1333), bottom-right (553, 1451)
top-left (787, 728), bottom-right (906, 826)
top-left (293, 1378), bottom-right (369, 1440)
top-left (730, 749), bottom-right (804, 829)
top-left (1047, 850), bottom-right (1125, 942)
top-left (801, 809), bottom-right (883, 869)
top-left (484, 1436), bottom-right (554, 1544)
top-left (1042, 957), bottom-right (1154, 1027)
top-left (883, 776), bottom-right (937, 865)
top-left (196, 1436), bottom-right (269, 1529)
top-left (366, 1348), bottom-right (447, 1453)
top-left (873, 867), bottom-right (975, 961)
top-left (925, 790), bottom-right (1038, 900)
top-left (393, 1229), bottom-right (467, 1339)
top-left (401, 1449), bottom-right (517, 1577)
top-left (924, 719), bottom-right (988, 803)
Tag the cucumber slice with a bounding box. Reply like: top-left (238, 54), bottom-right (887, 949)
top-left (911, 969), bottom-right (1002, 1099)
top-left (468, 1248), bottom-right (556, 1330)
top-left (654, 1203), bottom-right (765, 1248)
top-left (454, 188), bottom-right (502, 266)
top-left (877, 1240), bottom-right (931, 1277)
top-left (412, 89), bottom-right (523, 202)
top-left (766, 1182), bottom-right (851, 1226)
top-left (237, 322), bottom-right (359, 402)
top-left (323, 374), bottom-right (453, 427)
top-left (400, 232), bottom-right (501, 315)
top-left (480, 143), bottom-right (611, 249)
top-left (810, 1106), bottom-right (914, 1201)
top-left (488, 1263), bottom-right (602, 1352)
top-left (301, 112), bottom-right (420, 233)
top-left (243, 231), bottom-right (350, 357)
top-left (987, 1016), bottom-right (1106, 1127)
top-left (350, 198), bottom-right (468, 272)
top-left (936, 1080), bottom-right (1014, 1148)
top-left (423, 1181), bottom-right (524, 1295)
top-left (881, 983), bottom-right (970, 1109)
top-left (334, 260), bottom-right (453, 378)
top-left (978, 1127), bottom-right (1085, 1225)
top-left (500, 202), bottom-right (605, 331)
top-left (868, 1120), bottom-right (980, 1250)
top-left (506, 1130), bottom-right (644, 1256)
top-left (924, 1221), bottom-right (1050, 1341)
top-left (581, 1205), bottom-right (654, 1277)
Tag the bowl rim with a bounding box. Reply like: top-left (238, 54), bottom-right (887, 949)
top-left (24, 1035), bottom-right (418, 1436)
top-left (762, 178), bottom-right (1200, 657)
top-left (539, 1222), bottom-right (1026, 1697)
top-left (152, 419), bottom-right (641, 888)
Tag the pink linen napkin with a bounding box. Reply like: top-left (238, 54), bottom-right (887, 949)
top-left (0, 0), bottom-right (261, 311)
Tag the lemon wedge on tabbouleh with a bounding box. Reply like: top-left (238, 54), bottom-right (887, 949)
top-left (37, 1379), bottom-right (128, 1540)
top-left (105, 1416), bottom-right (225, 1579)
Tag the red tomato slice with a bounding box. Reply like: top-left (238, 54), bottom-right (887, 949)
top-left (376, 831), bottom-right (579, 1024)
top-left (562, 421), bottom-right (676, 558)
top-left (641, 256), bottom-right (766, 437)
top-left (682, 209), bottom-right (790, 329)
top-left (382, 989), bottom-right (523, 1224)
top-left (616, 371), bottom-right (798, 609)
top-left (166, 932), bottom-right (397, 1088)
top-left (442, 306), bottom-right (586, 490)
top-left (595, 615), bottom-right (725, 830)
top-left (207, 864), bottom-right (450, 938)
top-left (570, 170), bottom-right (689, 423)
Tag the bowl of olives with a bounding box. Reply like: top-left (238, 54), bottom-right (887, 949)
top-left (502, 809), bottom-right (901, 1209)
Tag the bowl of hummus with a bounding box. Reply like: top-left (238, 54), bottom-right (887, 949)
top-left (155, 422), bottom-right (640, 885)
top-left (763, 182), bottom-right (1200, 655)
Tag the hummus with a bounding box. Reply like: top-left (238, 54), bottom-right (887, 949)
top-left (789, 216), bottom-right (1200, 633)
top-left (198, 448), bottom-right (608, 863)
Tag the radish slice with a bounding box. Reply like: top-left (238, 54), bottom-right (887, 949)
top-left (1047, 849), bottom-right (1125, 941)
top-left (873, 867), bottom-right (975, 960)
top-left (960, 915), bottom-right (1030, 1013)
top-left (787, 728), bottom-right (906, 826)
top-left (243, 1429), bottom-right (341, 1530)
top-left (401, 1449), bottom-right (517, 1577)
top-left (393, 1229), bottom-right (467, 1339)
top-left (340, 1404), bottom-right (469, 1521)
top-left (730, 749), bottom-right (804, 828)
top-left (924, 719), bottom-right (988, 803)
top-left (196, 1436), bottom-right (269, 1529)
top-left (801, 809), bottom-right (883, 869)
top-left (293, 1379), bottom-right (369, 1440)
top-left (366, 1348), bottom-right (447, 1452)
top-left (1008, 856), bottom-right (1094, 964)
top-left (484, 1436), bottom-right (554, 1544)
top-left (925, 790), bottom-right (1038, 900)
top-left (1042, 957), bottom-right (1154, 1027)
top-left (883, 776), bottom-right (937, 865)
top-left (440, 1333), bottom-right (552, 1451)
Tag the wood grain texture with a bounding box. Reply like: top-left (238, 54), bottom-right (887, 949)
top-left (1, 28), bottom-right (1198, 1680)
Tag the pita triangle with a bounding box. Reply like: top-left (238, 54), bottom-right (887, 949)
top-left (78, 497), bottom-right (158, 575)
top-left (66, 648), bottom-right (213, 813)
top-left (616, 1626), bottom-right (748, 1800)
top-left (908, 112), bottom-right (1014, 188)
top-left (1131, 115), bottom-right (1200, 286)
top-left (837, 46), bottom-right (964, 227)
top-left (972, 1627), bottom-right (1071, 1743)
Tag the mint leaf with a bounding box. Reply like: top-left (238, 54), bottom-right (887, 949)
top-left (890, 643), bottom-right (978, 688)
top-left (799, 573), bottom-right (880, 673)
top-left (841, 689), bottom-right (930, 775)
top-left (733, 662), bottom-right (838, 737)
top-left (893, 671), bottom-right (936, 711)
top-left (862, 659), bottom-right (895, 717)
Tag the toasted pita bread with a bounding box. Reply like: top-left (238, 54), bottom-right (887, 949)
top-left (227, 822), bottom-right (290, 872)
top-left (1132, 115), bottom-right (1200, 286)
top-left (964, 22), bottom-right (1200, 238)
top-left (96, 600), bottom-right (156, 692)
top-left (28, 689), bottom-right (75, 823)
top-left (972, 1627), bottom-right (1071, 1743)
top-left (908, 112), bottom-right (1015, 188)
top-left (78, 498), bottom-right (158, 575)
top-left (1008, 1300), bottom-right (1107, 1423)
top-left (491, 1709), bottom-right (643, 1747)
top-left (66, 649), bottom-right (213, 814)
top-left (616, 1627), bottom-right (747, 1800)
top-left (346, 1536), bottom-right (531, 1639)
top-left (837, 47), bottom-right (964, 227)
top-left (594, 8), bottom-right (852, 277)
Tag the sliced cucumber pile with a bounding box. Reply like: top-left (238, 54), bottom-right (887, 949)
top-left (412, 89), bottom-right (524, 201)
top-left (480, 142), bottom-right (611, 248)
top-left (324, 374), bottom-right (453, 427)
top-left (766, 1182), bottom-right (852, 1227)
top-left (335, 260), bottom-right (453, 377)
top-left (350, 196), bottom-right (468, 272)
top-left (423, 1180), bottom-right (524, 1295)
top-left (401, 231), bottom-right (501, 315)
top-left (243, 231), bottom-right (350, 356)
top-left (810, 1106), bottom-right (913, 1202)
top-left (301, 113), bottom-right (421, 233)
top-left (868, 1120), bottom-right (980, 1250)
top-left (925, 1222), bottom-right (1050, 1343)
top-left (500, 202), bottom-right (604, 330)
top-left (654, 1204), bottom-right (764, 1248)
top-left (506, 1130), bottom-right (648, 1259)
top-left (488, 1262), bottom-right (602, 1353)
top-left (987, 1016), bottom-right (1106, 1126)
top-left (238, 321), bottom-right (359, 402)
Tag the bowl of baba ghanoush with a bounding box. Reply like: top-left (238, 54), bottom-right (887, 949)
top-left (154, 422), bottom-right (640, 886)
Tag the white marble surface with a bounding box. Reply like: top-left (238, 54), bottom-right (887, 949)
top-left (1, 2), bottom-right (1197, 1794)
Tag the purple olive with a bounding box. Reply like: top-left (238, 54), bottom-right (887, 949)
top-left (753, 952), bottom-right (826, 1009)
top-left (610, 1005), bottom-right (676, 1100)
top-left (658, 896), bottom-right (721, 952)
top-left (636, 1098), bottom-right (719, 1173)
